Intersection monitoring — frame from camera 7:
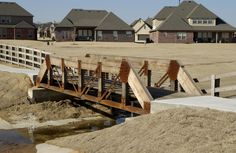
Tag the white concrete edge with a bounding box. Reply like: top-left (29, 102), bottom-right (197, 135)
top-left (36, 143), bottom-right (78, 153)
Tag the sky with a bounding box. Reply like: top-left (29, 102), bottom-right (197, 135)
top-left (5, 0), bottom-right (236, 26)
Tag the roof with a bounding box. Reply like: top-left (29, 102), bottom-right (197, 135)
top-left (187, 4), bottom-right (217, 19)
top-left (130, 18), bottom-right (141, 27)
top-left (152, 0), bottom-right (236, 32)
top-left (0, 2), bottom-right (33, 16)
top-left (156, 14), bottom-right (192, 31)
top-left (57, 9), bottom-right (108, 28)
top-left (95, 12), bottom-right (133, 31)
top-left (15, 21), bottom-right (35, 28)
top-left (145, 18), bottom-right (153, 28)
top-left (153, 7), bottom-right (176, 20)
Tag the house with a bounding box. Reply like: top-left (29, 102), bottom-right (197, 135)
top-left (131, 18), bottom-right (153, 43)
top-left (36, 22), bottom-right (56, 40)
top-left (55, 9), bottom-right (134, 42)
top-left (150, 0), bottom-right (236, 43)
top-left (0, 2), bottom-right (36, 40)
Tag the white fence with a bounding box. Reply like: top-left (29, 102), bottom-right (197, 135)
top-left (0, 44), bottom-right (49, 69)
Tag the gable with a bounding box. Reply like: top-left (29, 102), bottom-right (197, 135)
top-left (95, 12), bottom-right (133, 31)
top-left (132, 19), bottom-right (145, 32)
top-left (136, 23), bottom-right (152, 34)
top-left (15, 21), bottom-right (35, 28)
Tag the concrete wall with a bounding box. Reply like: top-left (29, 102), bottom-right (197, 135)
top-left (150, 31), bottom-right (194, 43)
top-left (96, 30), bottom-right (134, 42)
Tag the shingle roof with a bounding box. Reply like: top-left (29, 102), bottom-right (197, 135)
top-left (187, 4), bottom-right (217, 19)
top-left (153, 7), bottom-right (176, 20)
top-left (15, 21), bottom-right (35, 28)
top-left (145, 18), bottom-right (153, 28)
top-left (174, 1), bottom-right (198, 18)
top-left (95, 12), bottom-right (133, 31)
top-left (152, 0), bottom-right (236, 32)
top-left (0, 2), bottom-right (33, 16)
top-left (57, 9), bottom-right (108, 28)
top-left (157, 14), bottom-right (192, 31)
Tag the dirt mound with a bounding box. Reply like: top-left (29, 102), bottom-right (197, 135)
top-left (0, 100), bottom-right (106, 123)
top-left (48, 108), bottom-right (236, 153)
top-left (0, 71), bottom-right (32, 109)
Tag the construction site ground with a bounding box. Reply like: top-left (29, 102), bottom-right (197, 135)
top-left (1, 40), bottom-right (236, 152)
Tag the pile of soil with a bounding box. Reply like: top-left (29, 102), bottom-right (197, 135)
top-left (0, 71), bottom-right (32, 109)
top-left (0, 100), bottom-right (107, 123)
top-left (48, 108), bottom-right (236, 153)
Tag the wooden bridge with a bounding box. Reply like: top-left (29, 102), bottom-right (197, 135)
top-left (35, 54), bottom-right (202, 114)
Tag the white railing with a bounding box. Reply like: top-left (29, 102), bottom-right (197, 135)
top-left (0, 44), bottom-right (49, 69)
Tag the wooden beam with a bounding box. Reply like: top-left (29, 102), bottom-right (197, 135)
top-left (177, 66), bottom-right (202, 96)
top-left (128, 62), bottom-right (153, 109)
top-left (36, 62), bottom-right (47, 87)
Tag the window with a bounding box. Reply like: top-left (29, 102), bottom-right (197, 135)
top-left (192, 19), bottom-right (214, 25)
top-left (197, 20), bottom-right (203, 24)
top-left (97, 31), bottom-right (102, 40)
top-left (222, 33), bottom-right (229, 38)
top-left (193, 20), bottom-right (197, 24)
top-left (28, 30), bottom-right (33, 38)
top-left (0, 16), bottom-right (11, 24)
top-left (177, 32), bottom-right (187, 40)
top-left (88, 30), bottom-right (92, 37)
top-left (113, 31), bottom-right (118, 40)
top-left (208, 20), bottom-right (213, 24)
top-left (0, 28), bottom-right (7, 38)
top-left (126, 31), bottom-right (132, 37)
top-left (78, 30), bottom-right (83, 36)
top-left (203, 20), bottom-right (208, 24)
top-left (83, 30), bottom-right (88, 36)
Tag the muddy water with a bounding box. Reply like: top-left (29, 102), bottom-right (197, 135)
top-left (0, 117), bottom-right (118, 152)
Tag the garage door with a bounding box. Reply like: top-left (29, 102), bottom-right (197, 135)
top-left (138, 34), bottom-right (149, 41)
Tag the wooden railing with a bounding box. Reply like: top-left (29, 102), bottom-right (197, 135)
top-left (194, 72), bottom-right (236, 97)
top-left (0, 43), bottom-right (49, 69)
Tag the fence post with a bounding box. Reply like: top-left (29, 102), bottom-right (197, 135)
top-left (211, 74), bottom-right (220, 97)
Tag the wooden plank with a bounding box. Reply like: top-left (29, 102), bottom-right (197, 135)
top-left (211, 75), bottom-right (220, 97)
top-left (216, 71), bottom-right (236, 79)
top-left (177, 66), bottom-right (202, 96)
top-left (128, 63), bottom-right (153, 108)
top-left (36, 62), bottom-right (47, 86)
top-left (215, 85), bottom-right (236, 93)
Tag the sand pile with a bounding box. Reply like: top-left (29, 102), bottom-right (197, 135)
top-left (48, 108), bottom-right (236, 153)
top-left (0, 71), bottom-right (32, 109)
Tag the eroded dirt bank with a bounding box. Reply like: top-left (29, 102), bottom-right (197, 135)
top-left (48, 108), bottom-right (236, 153)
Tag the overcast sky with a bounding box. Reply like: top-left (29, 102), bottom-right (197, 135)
top-left (5, 0), bottom-right (236, 26)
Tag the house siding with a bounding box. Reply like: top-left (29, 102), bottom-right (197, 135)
top-left (150, 31), bottom-right (194, 43)
top-left (96, 30), bottom-right (134, 42)
top-left (55, 27), bottom-right (74, 41)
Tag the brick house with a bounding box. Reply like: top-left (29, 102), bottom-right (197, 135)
top-left (55, 9), bottom-right (134, 42)
top-left (150, 0), bottom-right (236, 43)
top-left (0, 2), bottom-right (36, 40)
top-left (131, 18), bottom-right (153, 43)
